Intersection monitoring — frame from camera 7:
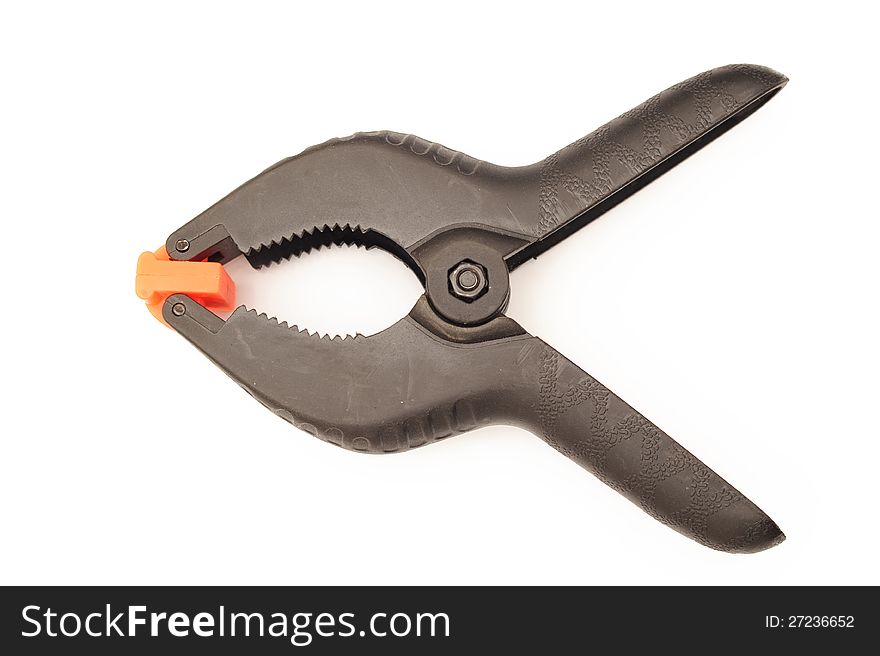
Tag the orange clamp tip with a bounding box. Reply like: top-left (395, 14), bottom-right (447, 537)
top-left (136, 246), bottom-right (236, 326)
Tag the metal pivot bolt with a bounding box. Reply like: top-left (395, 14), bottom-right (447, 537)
top-left (449, 260), bottom-right (488, 301)
top-left (175, 238), bottom-right (190, 253)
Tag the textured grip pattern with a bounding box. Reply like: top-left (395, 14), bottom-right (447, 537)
top-left (536, 345), bottom-right (783, 553)
top-left (533, 64), bottom-right (786, 239)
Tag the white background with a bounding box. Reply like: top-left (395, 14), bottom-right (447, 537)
top-left (1, 1), bottom-right (878, 585)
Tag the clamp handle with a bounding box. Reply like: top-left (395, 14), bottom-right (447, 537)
top-left (164, 64), bottom-right (787, 277)
top-left (506, 64), bottom-right (788, 267)
top-left (162, 294), bottom-right (783, 553)
top-left (529, 343), bottom-right (784, 553)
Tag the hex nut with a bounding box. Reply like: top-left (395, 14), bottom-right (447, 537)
top-left (448, 260), bottom-right (488, 302)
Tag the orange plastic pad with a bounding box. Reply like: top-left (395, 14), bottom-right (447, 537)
top-left (136, 246), bottom-right (236, 325)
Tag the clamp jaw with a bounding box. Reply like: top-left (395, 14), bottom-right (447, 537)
top-left (139, 64), bottom-right (788, 553)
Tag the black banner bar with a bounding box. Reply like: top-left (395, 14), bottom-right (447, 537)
top-left (0, 586), bottom-right (873, 654)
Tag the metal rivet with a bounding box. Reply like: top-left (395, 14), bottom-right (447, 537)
top-left (171, 303), bottom-right (186, 317)
top-left (175, 238), bottom-right (190, 253)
